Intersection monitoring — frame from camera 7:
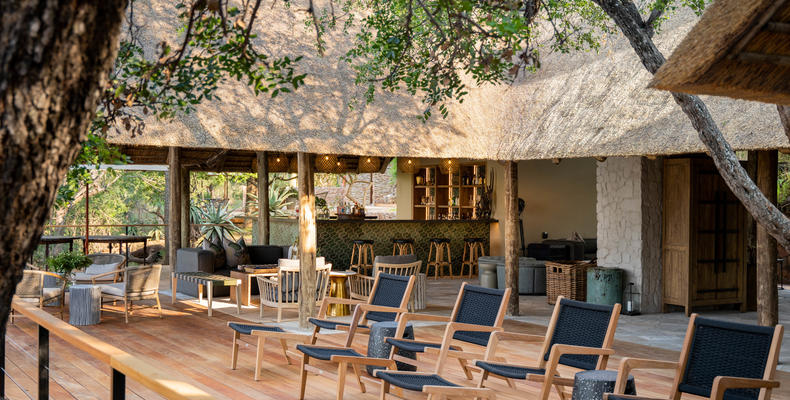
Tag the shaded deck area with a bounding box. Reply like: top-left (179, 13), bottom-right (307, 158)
top-left (5, 279), bottom-right (790, 399)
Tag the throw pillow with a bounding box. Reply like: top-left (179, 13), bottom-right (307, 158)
top-left (224, 237), bottom-right (250, 268)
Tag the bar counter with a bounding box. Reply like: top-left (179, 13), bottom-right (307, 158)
top-left (270, 218), bottom-right (496, 271)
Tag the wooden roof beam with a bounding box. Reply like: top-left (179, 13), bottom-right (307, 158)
top-left (765, 22), bottom-right (790, 35)
top-left (738, 52), bottom-right (790, 67)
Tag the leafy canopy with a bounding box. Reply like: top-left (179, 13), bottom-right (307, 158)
top-left (324, 0), bottom-right (708, 120)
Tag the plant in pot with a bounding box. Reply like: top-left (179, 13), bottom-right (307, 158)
top-left (46, 251), bottom-right (93, 284)
top-left (193, 199), bottom-right (244, 269)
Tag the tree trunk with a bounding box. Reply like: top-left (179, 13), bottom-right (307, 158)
top-left (168, 148), bottom-right (182, 269)
top-left (297, 152), bottom-right (317, 329)
top-left (757, 151), bottom-right (778, 326)
top-left (594, 0), bottom-right (790, 255)
top-left (0, 0), bottom-right (127, 335)
top-left (257, 151), bottom-right (270, 245)
top-left (504, 161), bottom-right (519, 316)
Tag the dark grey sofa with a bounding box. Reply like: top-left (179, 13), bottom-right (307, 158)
top-left (175, 245), bottom-right (290, 297)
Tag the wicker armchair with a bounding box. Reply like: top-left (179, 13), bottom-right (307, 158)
top-left (349, 258), bottom-right (421, 301)
top-left (12, 268), bottom-right (67, 320)
top-left (95, 264), bottom-right (163, 323)
top-left (257, 263), bottom-right (331, 322)
top-left (74, 253), bottom-right (126, 284)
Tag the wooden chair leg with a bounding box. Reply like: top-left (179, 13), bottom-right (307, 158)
top-left (351, 362), bottom-right (366, 393)
top-left (277, 307), bottom-right (283, 323)
top-left (337, 361), bottom-right (347, 400)
top-left (124, 299), bottom-right (129, 324)
top-left (299, 354), bottom-right (309, 400)
top-left (255, 336), bottom-right (265, 381)
top-left (156, 295), bottom-right (163, 318)
top-left (198, 284), bottom-right (203, 302)
top-left (230, 331), bottom-right (240, 370)
top-left (477, 370), bottom-right (489, 388)
top-left (458, 358), bottom-right (474, 380)
top-left (311, 326), bottom-right (321, 344)
top-left (280, 339), bottom-right (292, 364)
top-left (379, 381), bottom-right (390, 400)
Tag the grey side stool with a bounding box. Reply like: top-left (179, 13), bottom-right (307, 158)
top-left (366, 321), bottom-right (416, 376)
top-left (69, 284), bottom-right (102, 326)
top-left (478, 262), bottom-right (498, 288)
top-left (572, 370), bottom-right (636, 400)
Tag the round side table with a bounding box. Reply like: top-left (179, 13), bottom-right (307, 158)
top-left (328, 271), bottom-right (356, 316)
top-left (572, 370), bottom-right (636, 400)
top-left (366, 321), bottom-right (416, 376)
top-left (69, 284), bottom-right (102, 326)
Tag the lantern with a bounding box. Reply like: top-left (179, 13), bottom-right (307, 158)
top-left (315, 154), bottom-right (339, 173)
top-left (624, 282), bottom-right (641, 315)
top-left (439, 158), bottom-right (459, 174)
top-left (358, 156), bottom-right (381, 173)
top-left (397, 157), bottom-right (418, 173)
top-left (268, 153), bottom-right (289, 172)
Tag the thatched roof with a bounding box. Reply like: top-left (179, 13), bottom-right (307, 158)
top-left (107, 1), bottom-right (790, 161)
top-left (651, 0), bottom-right (790, 106)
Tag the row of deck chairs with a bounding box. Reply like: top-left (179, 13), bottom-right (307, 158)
top-left (227, 272), bottom-right (784, 400)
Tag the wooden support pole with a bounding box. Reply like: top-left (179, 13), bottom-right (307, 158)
top-left (257, 151), bottom-right (270, 245)
top-left (168, 147), bottom-right (182, 269)
top-left (180, 168), bottom-right (190, 248)
top-left (297, 152), bottom-right (317, 329)
top-left (757, 150), bottom-right (778, 326)
top-left (504, 161), bottom-right (519, 316)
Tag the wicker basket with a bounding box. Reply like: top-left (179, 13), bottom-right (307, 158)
top-left (546, 260), bottom-right (594, 304)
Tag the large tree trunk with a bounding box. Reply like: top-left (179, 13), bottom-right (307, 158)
top-left (595, 0), bottom-right (790, 273)
top-left (0, 0), bottom-right (127, 334)
top-left (504, 161), bottom-right (520, 315)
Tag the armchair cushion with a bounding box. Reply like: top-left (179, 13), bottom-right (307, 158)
top-left (386, 338), bottom-right (460, 353)
top-left (99, 282), bottom-right (126, 297)
top-left (308, 318), bottom-right (368, 331)
top-left (42, 287), bottom-right (64, 302)
top-left (228, 322), bottom-right (285, 336)
top-left (295, 345), bottom-right (363, 361)
top-left (248, 245), bottom-right (290, 265)
top-left (375, 372), bottom-right (460, 392)
top-left (74, 263), bottom-right (118, 282)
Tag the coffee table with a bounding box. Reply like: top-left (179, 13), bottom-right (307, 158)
top-left (171, 271), bottom-right (241, 317)
top-left (327, 270), bottom-right (356, 316)
top-left (230, 265), bottom-right (279, 306)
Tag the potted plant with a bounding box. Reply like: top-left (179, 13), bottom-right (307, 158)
top-left (46, 251), bottom-right (92, 283)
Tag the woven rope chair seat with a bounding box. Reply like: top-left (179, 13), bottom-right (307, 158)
top-left (386, 338), bottom-right (461, 353)
top-left (474, 361), bottom-right (545, 379)
top-left (296, 345), bottom-right (363, 361)
top-left (228, 322), bottom-right (285, 336)
top-left (376, 372), bottom-right (460, 392)
top-left (308, 318), bottom-right (368, 331)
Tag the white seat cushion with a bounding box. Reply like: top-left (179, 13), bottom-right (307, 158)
top-left (42, 287), bottom-right (63, 302)
top-left (98, 282), bottom-right (126, 297)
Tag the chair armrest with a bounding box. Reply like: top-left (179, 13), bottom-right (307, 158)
top-left (611, 357), bottom-right (679, 394)
top-left (710, 377), bottom-right (780, 400)
top-left (423, 385), bottom-right (496, 399)
top-left (329, 355), bottom-right (397, 369)
top-left (356, 303), bottom-right (408, 315)
top-left (317, 296), bottom-right (365, 318)
top-left (90, 268), bottom-right (125, 283)
top-left (491, 331), bottom-right (546, 343)
top-left (393, 312), bottom-right (453, 340)
top-left (544, 345), bottom-right (615, 387)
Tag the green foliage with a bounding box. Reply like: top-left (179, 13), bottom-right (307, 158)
top-left (46, 252), bottom-right (93, 278)
top-left (318, 0), bottom-right (710, 120)
top-left (249, 176), bottom-right (297, 217)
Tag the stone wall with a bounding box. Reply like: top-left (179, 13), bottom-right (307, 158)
top-left (596, 157), bottom-right (662, 313)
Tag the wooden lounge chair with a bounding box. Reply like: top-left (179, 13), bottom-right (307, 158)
top-left (74, 253), bottom-right (126, 284)
top-left (12, 267), bottom-right (67, 321)
top-left (474, 296), bottom-right (620, 400)
top-left (257, 263), bottom-right (331, 322)
top-left (605, 314), bottom-right (783, 400)
top-left (94, 264), bottom-right (163, 323)
top-left (228, 272), bottom-right (414, 382)
top-left (309, 272), bottom-right (416, 343)
top-left (294, 273), bottom-right (416, 399)
top-left (385, 283), bottom-right (510, 380)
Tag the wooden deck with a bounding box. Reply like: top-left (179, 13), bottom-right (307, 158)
top-left (5, 292), bottom-right (790, 400)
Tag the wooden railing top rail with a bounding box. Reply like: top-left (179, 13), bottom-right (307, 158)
top-left (11, 300), bottom-right (214, 400)
top-left (45, 224), bottom-right (166, 229)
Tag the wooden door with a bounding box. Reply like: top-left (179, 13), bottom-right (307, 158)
top-left (692, 160), bottom-right (745, 306)
top-left (662, 159), bottom-right (692, 311)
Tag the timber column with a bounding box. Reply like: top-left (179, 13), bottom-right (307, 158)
top-left (167, 147), bottom-right (182, 270)
top-left (757, 150), bottom-right (778, 326)
top-left (297, 152), bottom-right (317, 328)
top-left (257, 151), bottom-right (270, 245)
top-left (504, 161), bottom-right (519, 316)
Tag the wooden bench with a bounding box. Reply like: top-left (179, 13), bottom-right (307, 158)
top-left (171, 271), bottom-right (241, 317)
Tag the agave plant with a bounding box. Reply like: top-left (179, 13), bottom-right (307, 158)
top-left (192, 199), bottom-right (242, 244)
top-left (249, 177), bottom-right (297, 217)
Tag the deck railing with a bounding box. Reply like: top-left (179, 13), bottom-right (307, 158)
top-left (3, 301), bottom-right (213, 400)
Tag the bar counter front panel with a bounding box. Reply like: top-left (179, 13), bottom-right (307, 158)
top-left (270, 218), bottom-right (494, 273)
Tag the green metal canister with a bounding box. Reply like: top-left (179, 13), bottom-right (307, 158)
top-left (586, 267), bottom-right (623, 306)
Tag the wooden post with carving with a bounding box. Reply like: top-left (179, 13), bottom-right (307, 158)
top-left (757, 150), bottom-right (778, 326)
top-left (257, 151), bottom-right (270, 245)
top-left (297, 152), bottom-right (317, 328)
top-left (505, 161), bottom-right (519, 316)
top-left (167, 147), bottom-right (182, 270)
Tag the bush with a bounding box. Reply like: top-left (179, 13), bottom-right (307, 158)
top-left (46, 252), bottom-right (92, 278)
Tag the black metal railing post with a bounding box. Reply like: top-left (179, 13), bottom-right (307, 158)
top-left (38, 325), bottom-right (48, 400)
top-left (112, 368), bottom-right (126, 400)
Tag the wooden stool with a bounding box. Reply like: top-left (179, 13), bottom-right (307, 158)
top-left (350, 239), bottom-right (374, 275)
top-left (392, 238), bottom-right (415, 256)
top-left (426, 238), bottom-right (452, 279)
top-left (460, 238), bottom-right (485, 278)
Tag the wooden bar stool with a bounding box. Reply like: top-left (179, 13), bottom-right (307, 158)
top-left (392, 238), bottom-right (415, 256)
top-left (460, 237), bottom-right (485, 278)
top-left (349, 239), bottom-right (374, 275)
top-left (426, 238), bottom-right (452, 279)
